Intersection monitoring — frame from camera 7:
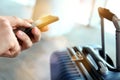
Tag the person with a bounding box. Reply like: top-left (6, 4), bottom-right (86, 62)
top-left (0, 16), bottom-right (48, 58)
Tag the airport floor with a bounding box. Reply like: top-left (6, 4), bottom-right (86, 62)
top-left (0, 24), bottom-right (115, 80)
top-left (0, 0), bottom-right (116, 80)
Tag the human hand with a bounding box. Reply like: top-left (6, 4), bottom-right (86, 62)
top-left (0, 16), bottom-right (48, 57)
top-left (0, 18), bottom-right (21, 57)
top-left (1, 16), bottom-right (49, 32)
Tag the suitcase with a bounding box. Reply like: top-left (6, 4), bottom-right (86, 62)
top-left (50, 7), bottom-right (120, 80)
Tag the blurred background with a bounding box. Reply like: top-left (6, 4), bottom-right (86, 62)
top-left (0, 0), bottom-right (119, 80)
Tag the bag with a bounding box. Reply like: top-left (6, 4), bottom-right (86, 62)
top-left (50, 7), bottom-right (120, 80)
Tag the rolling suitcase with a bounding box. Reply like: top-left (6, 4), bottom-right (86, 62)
top-left (50, 7), bottom-right (120, 80)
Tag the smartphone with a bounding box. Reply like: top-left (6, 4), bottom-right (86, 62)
top-left (33, 15), bottom-right (59, 29)
top-left (23, 15), bottom-right (59, 36)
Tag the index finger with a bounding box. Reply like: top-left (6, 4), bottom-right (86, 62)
top-left (2, 16), bottom-right (32, 28)
top-left (12, 16), bottom-right (32, 28)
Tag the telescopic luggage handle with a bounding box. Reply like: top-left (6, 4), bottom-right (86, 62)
top-left (98, 7), bottom-right (120, 71)
top-left (98, 7), bottom-right (115, 21)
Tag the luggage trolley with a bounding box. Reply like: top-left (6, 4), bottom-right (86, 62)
top-left (50, 7), bottom-right (120, 80)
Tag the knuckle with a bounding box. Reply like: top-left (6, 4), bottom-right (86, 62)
top-left (11, 48), bottom-right (20, 58)
top-left (8, 43), bottom-right (20, 58)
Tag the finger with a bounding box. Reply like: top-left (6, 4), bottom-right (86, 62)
top-left (40, 26), bottom-right (49, 32)
top-left (6, 16), bottom-right (32, 28)
top-left (16, 30), bottom-right (33, 50)
top-left (13, 17), bottom-right (32, 27)
top-left (24, 19), bottom-right (33, 24)
top-left (31, 27), bottom-right (41, 43)
top-left (9, 47), bottom-right (20, 58)
top-left (7, 41), bottom-right (21, 58)
top-left (1, 49), bottom-right (20, 58)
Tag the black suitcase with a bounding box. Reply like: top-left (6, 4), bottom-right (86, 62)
top-left (50, 7), bottom-right (120, 80)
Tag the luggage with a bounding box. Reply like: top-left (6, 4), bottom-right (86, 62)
top-left (50, 7), bottom-right (120, 80)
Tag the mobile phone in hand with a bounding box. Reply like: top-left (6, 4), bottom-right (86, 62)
top-left (24, 15), bottom-right (59, 37)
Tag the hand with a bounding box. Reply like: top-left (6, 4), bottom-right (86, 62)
top-left (0, 16), bottom-right (49, 32)
top-left (0, 16), bottom-right (48, 58)
top-left (16, 27), bottom-right (41, 50)
top-left (0, 18), bottom-right (20, 57)
top-left (15, 18), bottom-right (48, 50)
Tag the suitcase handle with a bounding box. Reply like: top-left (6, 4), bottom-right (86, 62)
top-left (98, 7), bottom-right (115, 21)
top-left (98, 7), bottom-right (120, 71)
